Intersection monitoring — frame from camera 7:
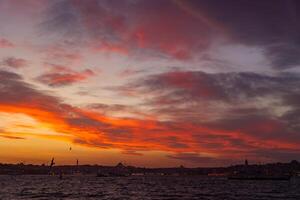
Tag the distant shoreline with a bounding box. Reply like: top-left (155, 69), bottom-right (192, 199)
top-left (0, 160), bottom-right (299, 176)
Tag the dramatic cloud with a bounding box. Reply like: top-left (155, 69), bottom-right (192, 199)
top-left (178, 0), bottom-right (300, 69)
top-left (42, 0), bottom-right (213, 59)
top-left (120, 70), bottom-right (300, 150)
top-left (126, 71), bottom-right (300, 105)
top-left (0, 70), bottom-right (115, 147)
top-left (0, 70), bottom-right (193, 153)
top-left (40, 0), bottom-right (300, 69)
top-left (3, 69), bottom-right (299, 164)
top-left (0, 0), bottom-right (300, 166)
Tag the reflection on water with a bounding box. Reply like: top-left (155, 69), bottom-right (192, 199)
top-left (0, 175), bottom-right (300, 199)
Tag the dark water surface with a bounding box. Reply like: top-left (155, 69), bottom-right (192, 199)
top-left (0, 175), bottom-right (300, 199)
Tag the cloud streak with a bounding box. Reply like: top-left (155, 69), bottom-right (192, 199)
top-left (36, 64), bottom-right (94, 87)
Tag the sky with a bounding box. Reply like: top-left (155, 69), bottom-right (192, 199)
top-left (0, 0), bottom-right (299, 167)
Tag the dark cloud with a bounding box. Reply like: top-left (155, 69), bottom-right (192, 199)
top-left (73, 138), bottom-right (113, 149)
top-left (41, 0), bottom-right (300, 68)
top-left (180, 0), bottom-right (300, 69)
top-left (36, 66), bottom-right (94, 87)
top-left (88, 103), bottom-right (132, 112)
top-left (1, 57), bottom-right (27, 68)
top-left (128, 71), bottom-right (300, 104)
top-left (165, 136), bottom-right (189, 149)
top-left (0, 70), bottom-right (58, 106)
top-left (143, 136), bottom-right (189, 149)
top-left (280, 93), bottom-right (300, 132)
top-left (86, 103), bottom-right (151, 119)
top-left (192, 134), bottom-right (255, 151)
top-left (66, 116), bottom-right (108, 129)
top-left (267, 43), bottom-right (300, 69)
top-left (0, 70), bottom-right (103, 134)
top-left (121, 70), bottom-right (300, 145)
top-left (42, 0), bottom-right (212, 59)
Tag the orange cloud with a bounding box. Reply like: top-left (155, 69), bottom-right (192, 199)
top-left (1, 70), bottom-right (300, 165)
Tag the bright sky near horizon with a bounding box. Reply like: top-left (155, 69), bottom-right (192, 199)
top-left (0, 0), bottom-right (300, 167)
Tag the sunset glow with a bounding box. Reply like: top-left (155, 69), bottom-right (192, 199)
top-left (0, 0), bottom-right (299, 167)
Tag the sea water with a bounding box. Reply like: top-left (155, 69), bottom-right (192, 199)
top-left (0, 175), bottom-right (300, 199)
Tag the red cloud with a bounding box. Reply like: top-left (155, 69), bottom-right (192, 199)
top-left (47, 0), bottom-right (212, 60)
